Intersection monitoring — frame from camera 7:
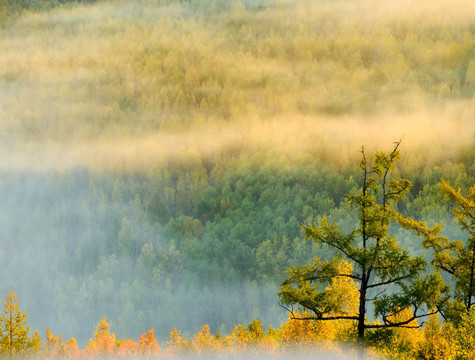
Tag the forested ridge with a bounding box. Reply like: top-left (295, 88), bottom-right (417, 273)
top-left (0, 0), bottom-right (474, 357)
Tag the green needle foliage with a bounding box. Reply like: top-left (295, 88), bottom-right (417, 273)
top-left (421, 179), bottom-right (475, 320)
top-left (279, 142), bottom-right (450, 348)
top-left (0, 289), bottom-right (41, 358)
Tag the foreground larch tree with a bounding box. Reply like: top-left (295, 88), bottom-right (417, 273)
top-left (0, 289), bottom-right (41, 358)
top-left (279, 142), bottom-right (449, 355)
top-left (421, 179), bottom-right (475, 319)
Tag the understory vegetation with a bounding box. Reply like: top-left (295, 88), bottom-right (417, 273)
top-left (2, 289), bottom-right (475, 359)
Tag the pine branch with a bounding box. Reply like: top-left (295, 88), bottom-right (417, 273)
top-left (366, 273), bottom-right (414, 289)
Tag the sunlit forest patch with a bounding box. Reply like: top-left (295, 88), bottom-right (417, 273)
top-left (0, 0), bottom-right (473, 169)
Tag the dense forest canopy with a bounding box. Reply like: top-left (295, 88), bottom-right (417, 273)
top-left (0, 0), bottom-right (473, 348)
top-left (1, 0), bottom-right (473, 171)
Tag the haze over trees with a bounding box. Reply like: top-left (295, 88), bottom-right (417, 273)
top-left (0, 0), bottom-right (473, 357)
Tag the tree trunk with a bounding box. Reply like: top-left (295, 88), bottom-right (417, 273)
top-left (357, 275), bottom-right (367, 360)
top-left (468, 247), bottom-right (475, 310)
top-left (9, 289), bottom-right (13, 360)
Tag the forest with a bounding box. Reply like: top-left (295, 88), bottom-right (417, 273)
top-left (0, 0), bottom-right (474, 358)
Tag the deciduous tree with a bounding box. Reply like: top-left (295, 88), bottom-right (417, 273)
top-left (44, 329), bottom-right (62, 360)
top-left (86, 317), bottom-right (116, 356)
top-left (138, 327), bottom-right (160, 357)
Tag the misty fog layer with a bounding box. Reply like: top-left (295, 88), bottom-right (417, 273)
top-left (0, 0), bottom-right (473, 349)
top-left (0, 112), bottom-right (473, 173)
top-left (1, 0), bottom-right (474, 171)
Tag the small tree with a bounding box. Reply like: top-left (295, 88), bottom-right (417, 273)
top-left (422, 179), bottom-right (475, 319)
top-left (164, 328), bottom-right (183, 354)
top-left (0, 289), bottom-right (41, 358)
top-left (138, 327), bottom-right (161, 357)
top-left (86, 317), bottom-right (116, 356)
top-left (44, 329), bottom-right (62, 359)
top-left (279, 143), bottom-right (449, 356)
top-left (44, 329), bottom-right (79, 359)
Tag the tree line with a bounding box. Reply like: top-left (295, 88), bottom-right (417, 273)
top-left (3, 289), bottom-right (475, 359)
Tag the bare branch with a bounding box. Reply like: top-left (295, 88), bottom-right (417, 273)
top-left (367, 290), bottom-right (386, 301)
top-left (290, 315), bottom-right (359, 321)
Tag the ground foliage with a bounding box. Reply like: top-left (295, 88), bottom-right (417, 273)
top-left (5, 297), bottom-right (475, 359)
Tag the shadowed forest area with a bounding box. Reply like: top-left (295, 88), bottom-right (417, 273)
top-left (0, 0), bottom-right (474, 358)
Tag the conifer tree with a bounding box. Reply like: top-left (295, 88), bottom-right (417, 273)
top-left (422, 179), bottom-right (475, 319)
top-left (0, 289), bottom-right (41, 358)
top-left (279, 142), bottom-right (449, 356)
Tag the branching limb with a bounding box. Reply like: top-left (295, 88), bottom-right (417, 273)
top-left (366, 273), bottom-right (415, 289)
